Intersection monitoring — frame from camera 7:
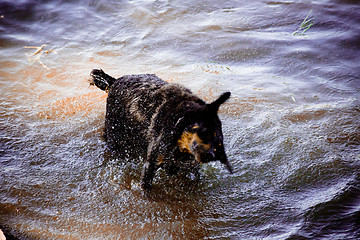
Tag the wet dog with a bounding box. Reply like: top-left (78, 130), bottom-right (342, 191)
top-left (89, 69), bottom-right (232, 192)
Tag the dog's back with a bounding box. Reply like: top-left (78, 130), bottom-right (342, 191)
top-left (91, 70), bottom-right (205, 155)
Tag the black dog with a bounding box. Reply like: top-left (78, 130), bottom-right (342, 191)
top-left (90, 69), bottom-right (232, 192)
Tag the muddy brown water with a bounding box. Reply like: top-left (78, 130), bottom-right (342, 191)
top-left (1, 0), bottom-right (360, 239)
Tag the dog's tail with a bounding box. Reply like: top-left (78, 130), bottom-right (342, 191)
top-left (89, 69), bottom-right (117, 91)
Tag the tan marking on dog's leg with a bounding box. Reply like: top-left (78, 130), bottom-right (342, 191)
top-left (157, 155), bottom-right (164, 165)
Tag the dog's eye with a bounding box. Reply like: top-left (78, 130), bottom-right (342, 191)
top-left (189, 125), bottom-right (200, 133)
top-left (191, 125), bottom-right (200, 130)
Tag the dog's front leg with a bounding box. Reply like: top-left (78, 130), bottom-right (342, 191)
top-left (141, 137), bottom-right (161, 193)
top-left (141, 160), bottom-right (156, 193)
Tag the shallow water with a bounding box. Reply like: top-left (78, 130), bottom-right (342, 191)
top-left (1, 0), bottom-right (359, 239)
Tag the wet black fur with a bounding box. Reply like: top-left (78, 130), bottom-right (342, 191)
top-left (90, 69), bottom-right (231, 192)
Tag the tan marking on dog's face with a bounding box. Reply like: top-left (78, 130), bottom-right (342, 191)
top-left (177, 131), bottom-right (211, 162)
top-left (177, 131), bottom-right (195, 153)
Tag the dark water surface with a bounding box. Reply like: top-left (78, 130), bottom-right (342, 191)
top-left (1, 0), bottom-right (360, 239)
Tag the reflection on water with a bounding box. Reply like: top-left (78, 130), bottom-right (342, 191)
top-left (1, 0), bottom-right (360, 239)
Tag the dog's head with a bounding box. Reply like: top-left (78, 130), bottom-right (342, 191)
top-left (176, 92), bottom-right (232, 173)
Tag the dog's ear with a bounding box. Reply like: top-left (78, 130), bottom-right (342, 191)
top-left (220, 155), bottom-right (233, 174)
top-left (207, 92), bottom-right (231, 113)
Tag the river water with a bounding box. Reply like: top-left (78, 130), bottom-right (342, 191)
top-left (0, 0), bottom-right (359, 239)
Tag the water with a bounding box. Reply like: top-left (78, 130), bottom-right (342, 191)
top-left (1, 0), bottom-right (359, 239)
